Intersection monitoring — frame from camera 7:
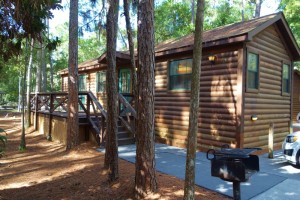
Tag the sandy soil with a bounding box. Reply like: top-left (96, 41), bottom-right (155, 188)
top-left (0, 112), bottom-right (230, 200)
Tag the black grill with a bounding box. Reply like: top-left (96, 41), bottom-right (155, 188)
top-left (284, 149), bottom-right (293, 156)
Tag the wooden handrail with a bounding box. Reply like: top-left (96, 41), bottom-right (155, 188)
top-left (118, 93), bottom-right (136, 118)
top-left (87, 92), bottom-right (107, 119)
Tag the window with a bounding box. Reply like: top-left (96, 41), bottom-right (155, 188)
top-left (119, 68), bottom-right (131, 93)
top-left (282, 64), bottom-right (290, 94)
top-left (169, 58), bottom-right (192, 91)
top-left (247, 52), bottom-right (259, 90)
top-left (79, 74), bottom-right (86, 91)
top-left (96, 71), bottom-right (106, 93)
top-left (78, 74), bottom-right (86, 111)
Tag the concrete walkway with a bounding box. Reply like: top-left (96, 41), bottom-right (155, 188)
top-left (98, 144), bottom-right (300, 200)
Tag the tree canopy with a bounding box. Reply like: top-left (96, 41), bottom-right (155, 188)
top-left (0, 0), bottom-right (61, 61)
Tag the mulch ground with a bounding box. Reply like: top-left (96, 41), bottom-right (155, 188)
top-left (0, 112), bottom-right (231, 199)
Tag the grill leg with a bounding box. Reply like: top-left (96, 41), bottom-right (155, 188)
top-left (233, 181), bottom-right (241, 200)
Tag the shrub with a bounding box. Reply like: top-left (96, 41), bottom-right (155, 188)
top-left (0, 128), bottom-right (7, 156)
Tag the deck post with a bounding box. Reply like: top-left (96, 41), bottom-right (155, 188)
top-left (101, 113), bottom-right (105, 147)
top-left (34, 94), bottom-right (38, 130)
top-left (87, 93), bottom-right (90, 118)
top-left (268, 123), bottom-right (274, 159)
top-left (48, 93), bottom-right (54, 141)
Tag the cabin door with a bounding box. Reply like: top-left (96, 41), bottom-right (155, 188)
top-left (118, 68), bottom-right (132, 114)
top-left (78, 74), bottom-right (86, 111)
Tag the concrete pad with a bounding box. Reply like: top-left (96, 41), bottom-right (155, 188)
top-left (97, 144), bottom-right (299, 200)
top-left (250, 179), bottom-right (300, 200)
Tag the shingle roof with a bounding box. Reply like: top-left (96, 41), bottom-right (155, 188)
top-left (155, 13), bottom-right (278, 53)
top-left (60, 12), bottom-right (300, 74)
top-left (59, 57), bottom-right (100, 74)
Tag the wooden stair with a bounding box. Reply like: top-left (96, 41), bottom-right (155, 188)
top-left (78, 91), bottom-right (136, 147)
top-left (80, 116), bottom-right (135, 146)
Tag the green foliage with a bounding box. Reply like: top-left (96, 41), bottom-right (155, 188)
top-left (279, 0), bottom-right (300, 42)
top-left (0, 54), bottom-right (25, 103)
top-left (204, 0), bottom-right (255, 30)
top-left (52, 22), bottom-right (105, 76)
top-left (0, 0), bottom-right (62, 61)
top-left (154, 0), bottom-right (194, 43)
top-left (279, 0), bottom-right (300, 70)
top-left (154, 0), bottom-right (256, 43)
top-left (18, 145), bottom-right (26, 151)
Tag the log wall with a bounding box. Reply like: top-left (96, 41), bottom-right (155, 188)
top-left (243, 25), bottom-right (292, 149)
top-left (155, 49), bottom-right (241, 150)
top-left (293, 71), bottom-right (300, 122)
top-left (62, 75), bottom-right (68, 91)
top-left (61, 69), bottom-right (108, 109)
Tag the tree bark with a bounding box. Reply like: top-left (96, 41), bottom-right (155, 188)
top-left (123, 0), bottom-right (137, 100)
top-left (135, 0), bottom-right (157, 198)
top-left (104, 0), bottom-right (119, 182)
top-left (49, 51), bottom-right (54, 91)
top-left (18, 73), bottom-right (22, 112)
top-left (255, 0), bottom-right (263, 18)
top-left (184, 0), bottom-right (204, 199)
top-left (41, 40), bottom-right (47, 92)
top-left (36, 41), bottom-right (42, 93)
top-left (66, 0), bottom-right (79, 150)
top-left (20, 39), bottom-right (31, 150)
top-left (191, 0), bottom-right (195, 25)
top-left (25, 38), bottom-right (34, 128)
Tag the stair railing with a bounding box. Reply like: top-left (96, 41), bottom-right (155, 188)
top-left (78, 91), bottom-right (107, 146)
top-left (118, 93), bottom-right (136, 136)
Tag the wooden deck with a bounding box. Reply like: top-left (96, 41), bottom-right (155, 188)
top-left (30, 91), bottom-right (136, 146)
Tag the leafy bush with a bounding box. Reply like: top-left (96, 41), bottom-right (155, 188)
top-left (0, 128), bottom-right (7, 156)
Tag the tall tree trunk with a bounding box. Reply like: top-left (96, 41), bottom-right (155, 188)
top-left (34, 41), bottom-right (42, 130)
top-left (255, 0), bottom-right (262, 18)
top-left (18, 73), bottom-right (22, 112)
top-left (41, 41), bottom-right (47, 92)
top-left (123, 0), bottom-right (137, 105)
top-left (49, 51), bottom-right (54, 91)
top-left (135, 0), bottom-right (157, 198)
top-left (20, 65), bottom-right (27, 150)
top-left (242, 0), bottom-right (245, 22)
top-left (36, 42), bottom-right (42, 93)
top-left (66, 0), bottom-right (79, 150)
top-left (20, 39), bottom-right (30, 150)
top-left (104, 0), bottom-right (119, 182)
top-left (191, 0), bottom-right (195, 25)
top-left (184, 0), bottom-right (204, 199)
top-left (25, 38), bottom-right (34, 128)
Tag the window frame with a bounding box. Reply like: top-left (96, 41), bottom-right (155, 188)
top-left (96, 70), bottom-right (107, 93)
top-left (118, 68), bottom-right (132, 94)
top-left (281, 62), bottom-right (291, 96)
top-left (246, 50), bottom-right (260, 93)
top-left (168, 58), bottom-right (193, 92)
top-left (78, 74), bottom-right (87, 92)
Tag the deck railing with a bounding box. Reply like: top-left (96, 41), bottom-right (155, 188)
top-left (30, 91), bottom-right (136, 145)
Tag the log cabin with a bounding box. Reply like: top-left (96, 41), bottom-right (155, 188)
top-left (293, 70), bottom-right (300, 122)
top-left (59, 12), bottom-right (300, 152)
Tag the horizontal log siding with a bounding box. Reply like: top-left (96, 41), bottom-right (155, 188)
top-left (62, 76), bottom-right (68, 91)
top-left (155, 50), bottom-right (239, 150)
top-left (61, 69), bottom-right (107, 109)
top-left (244, 26), bottom-right (292, 149)
top-left (293, 72), bottom-right (300, 122)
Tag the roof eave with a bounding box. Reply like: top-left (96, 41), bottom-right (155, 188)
top-left (155, 34), bottom-right (248, 58)
top-left (247, 12), bottom-right (300, 61)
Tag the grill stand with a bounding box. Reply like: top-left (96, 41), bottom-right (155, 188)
top-left (233, 181), bottom-right (241, 200)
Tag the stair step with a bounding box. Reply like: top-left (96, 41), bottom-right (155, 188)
top-left (117, 131), bottom-right (131, 139)
top-left (118, 137), bottom-right (135, 146)
top-left (118, 125), bottom-right (127, 132)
